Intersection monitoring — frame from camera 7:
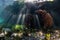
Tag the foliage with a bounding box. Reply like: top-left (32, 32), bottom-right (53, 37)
top-left (12, 25), bottom-right (25, 32)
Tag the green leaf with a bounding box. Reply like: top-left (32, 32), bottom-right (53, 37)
top-left (15, 25), bottom-right (25, 30)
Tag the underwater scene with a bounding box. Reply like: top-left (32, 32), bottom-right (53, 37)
top-left (0, 0), bottom-right (60, 40)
